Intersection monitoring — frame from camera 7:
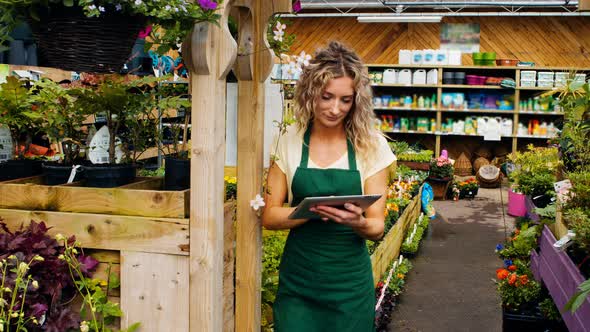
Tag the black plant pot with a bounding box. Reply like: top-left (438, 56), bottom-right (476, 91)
top-left (0, 159), bottom-right (43, 182)
top-left (83, 164), bottom-right (137, 188)
top-left (502, 307), bottom-right (567, 332)
top-left (531, 194), bottom-right (553, 209)
top-left (164, 157), bottom-right (190, 190)
top-left (42, 163), bottom-right (84, 185)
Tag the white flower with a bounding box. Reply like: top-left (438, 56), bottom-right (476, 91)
top-left (250, 194), bottom-right (265, 211)
top-left (297, 51), bottom-right (311, 67)
top-left (273, 30), bottom-right (284, 42)
top-left (165, 5), bottom-right (171, 10)
top-left (134, 0), bottom-right (142, 6)
top-left (275, 21), bottom-right (286, 32)
top-left (88, 4), bottom-right (96, 10)
top-left (80, 321), bottom-right (89, 332)
top-left (115, 4), bottom-right (122, 11)
top-left (17, 262), bottom-right (29, 275)
top-left (98, 6), bottom-right (105, 12)
top-left (32, 280), bottom-right (39, 290)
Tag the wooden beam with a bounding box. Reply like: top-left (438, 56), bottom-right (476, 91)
top-left (0, 208), bottom-right (189, 255)
top-left (186, 2), bottom-right (237, 330)
top-left (580, 0), bottom-right (590, 11)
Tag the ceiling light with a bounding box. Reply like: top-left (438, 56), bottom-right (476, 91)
top-left (357, 15), bottom-right (443, 23)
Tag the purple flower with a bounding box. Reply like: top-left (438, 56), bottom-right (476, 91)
top-left (77, 255), bottom-right (99, 275)
top-left (30, 303), bottom-right (48, 318)
top-left (504, 259), bottom-right (513, 268)
top-left (495, 244), bottom-right (504, 252)
top-left (198, 0), bottom-right (218, 10)
top-left (292, 0), bottom-right (302, 12)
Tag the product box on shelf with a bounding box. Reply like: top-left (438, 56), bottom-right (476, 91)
top-left (520, 79), bottom-right (536, 87)
top-left (537, 71), bottom-right (555, 81)
top-left (537, 80), bottom-right (554, 88)
top-left (520, 70), bottom-right (537, 81)
top-left (399, 50), bottom-right (412, 65)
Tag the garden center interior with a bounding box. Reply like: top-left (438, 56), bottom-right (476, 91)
top-left (0, 0), bottom-right (589, 331)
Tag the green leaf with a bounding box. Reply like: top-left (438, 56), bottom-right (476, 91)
top-left (63, 0), bottom-right (74, 6)
top-left (565, 279), bottom-right (590, 313)
top-left (125, 322), bottom-right (142, 332)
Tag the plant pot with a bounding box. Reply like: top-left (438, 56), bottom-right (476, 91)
top-left (507, 189), bottom-right (527, 217)
top-left (502, 306), bottom-right (565, 332)
top-left (0, 159), bottom-right (43, 182)
top-left (531, 194), bottom-right (552, 209)
top-left (28, 5), bottom-right (146, 73)
top-left (459, 187), bottom-right (478, 199)
top-left (83, 164), bottom-right (137, 188)
top-left (524, 195), bottom-right (540, 222)
top-left (164, 157), bottom-right (190, 190)
top-left (426, 177), bottom-right (452, 200)
top-left (530, 226), bottom-right (590, 331)
top-left (42, 163), bottom-right (84, 185)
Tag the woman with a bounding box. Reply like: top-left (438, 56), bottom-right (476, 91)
top-left (262, 41), bottom-right (396, 331)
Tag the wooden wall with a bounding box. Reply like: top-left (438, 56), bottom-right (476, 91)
top-left (288, 17), bottom-right (590, 67)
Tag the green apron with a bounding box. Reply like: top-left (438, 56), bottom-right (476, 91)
top-left (273, 126), bottom-right (375, 332)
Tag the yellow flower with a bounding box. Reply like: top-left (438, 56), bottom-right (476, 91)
top-left (58, 254), bottom-right (65, 260)
top-left (55, 234), bottom-right (65, 242)
top-left (17, 262), bottom-right (29, 275)
top-left (32, 280), bottom-right (39, 290)
top-left (33, 255), bottom-right (44, 262)
top-left (100, 280), bottom-right (108, 287)
top-left (80, 321), bottom-right (89, 332)
top-left (10, 312), bottom-right (18, 318)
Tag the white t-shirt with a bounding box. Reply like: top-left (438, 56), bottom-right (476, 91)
top-left (272, 125), bottom-right (396, 204)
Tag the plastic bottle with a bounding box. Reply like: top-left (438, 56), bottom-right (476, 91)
top-left (430, 118), bottom-right (436, 132)
top-left (432, 93), bottom-right (437, 106)
top-left (540, 122), bottom-right (548, 136)
top-left (412, 94), bottom-right (418, 108)
top-left (418, 95), bottom-right (425, 108)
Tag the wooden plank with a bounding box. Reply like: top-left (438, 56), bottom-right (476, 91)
top-left (120, 251), bottom-right (189, 331)
top-left (0, 175), bottom-right (44, 184)
top-left (223, 202), bottom-right (236, 332)
top-left (9, 65), bottom-right (73, 82)
top-left (0, 209), bottom-right (189, 255)
top-left (0, 183), bottom-right (187, 218)
top-left (116, 177), bottom-right (163, 190)
top-left (186, 5), bottom-right (237, 330)
top-left (370, 186), bottom-right (423, 284)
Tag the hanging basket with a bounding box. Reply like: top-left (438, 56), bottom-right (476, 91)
top-left (454, 153), bottom-right (472, 176)
top-left (29, 5), bottom-right (146, 73)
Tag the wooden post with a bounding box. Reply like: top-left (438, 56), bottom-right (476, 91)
top-left (580, 0), bottom-right (590, 11)
top-left (233, 1), bottom-right (291, 332)
top-left (185, 3), bottom-right (237, 330)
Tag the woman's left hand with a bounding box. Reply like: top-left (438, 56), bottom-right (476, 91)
top-left (310, 203), bottom-right (367, 228)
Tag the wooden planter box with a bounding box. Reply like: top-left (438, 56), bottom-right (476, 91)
top-left (530, 225), bottom-right (590, 332)
top-left (0, 176), bottom-right (236, 331)
top-left (397, 160), bottom-right (430, 171)
top-left (370, 185), bottom-right (423, 284)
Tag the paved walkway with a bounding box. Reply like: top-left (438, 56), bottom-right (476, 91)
top-left (388, 187), bottom-right (515, 332)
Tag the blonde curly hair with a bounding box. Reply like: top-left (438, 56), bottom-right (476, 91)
top-left (294, 41), bottom-right (381, 162)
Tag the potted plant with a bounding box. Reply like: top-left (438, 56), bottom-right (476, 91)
top-left (72, 74), bottom-right (183, 187)
top-left (0, 76), bottom-right (45, 181)
top-left (0, 0), bottom-right (221, 72)
top-left (28, 79), bottom-right (92, 185)
top-left (426, 155), bottom-right (453, 199)
top-left (456, 178), bottom-right (479, 199)
top-left (157, 83), bottom-right (192, 190)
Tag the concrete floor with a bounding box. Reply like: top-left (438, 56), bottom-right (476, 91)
top-left (388, 187), bottom-right (516, 332)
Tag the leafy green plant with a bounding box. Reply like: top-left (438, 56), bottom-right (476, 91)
top-left (495, 259), bottom-right (541, 311)
top-left (29, 79), bottom-right (91, 165)
top-left (397, 150), bottom-right (433, 163)
top-left (539, 298), bottom-right (562, 321)
top-left (261, 231), bottom-right (287, 332)
top-left (564, 208), bottom-right (590, 250)
top-left (138, 167), bottom-right (165, 177)
top-left (565, 278), bottom-right (590, 313)
top-left (428, 156), bottom-right (453, 179)
top-left (498, 225), bottom-right (539, 259)
top-left (507, 145), bottom-right (560, 196)
top-left (0, 76), bottom-right (41, 160)
top-left (400, 216), bottom-right (429, 255)
top-left (266, 17), bottom-right (296, 57)
top-left (388, 141), bottom-right (410, 155)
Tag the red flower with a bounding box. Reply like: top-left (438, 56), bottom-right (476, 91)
top-left (508, 265), bottom-right (517, 271)
top-left (519, 275), bottom-right (529, 285)
top-left (514, 229), bottom-right (520, 235)
top-left (508, 273), bottom-right (517, 285)
top-left (496, 269), bottom-right (509, 280)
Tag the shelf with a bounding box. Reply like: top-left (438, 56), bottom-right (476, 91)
top-left (441, 84), bottom-right (507, 90)
top-left (374, 107), bottom-right (437, 112)
top-left (518, 111), bottom-right (564, 116)
top-left (516, 135), bottom-right (558, 139)
top-left (371, 83), bottom-right (439, 88)
top-left (518, 86), bottom-right (557, 91)
top-left (160, 80), bottom-right (189, 84)
top-left (441, 109), bottom-right (515, 115)
top-left (383, 130), bottom-right (436, 135)
top-left (437, 132), bottom-right (513, 138)
top-left (366, 64), bottom-right (590, 71)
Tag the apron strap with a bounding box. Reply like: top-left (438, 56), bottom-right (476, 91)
top-left (300, 124), bottom-right (357, 170)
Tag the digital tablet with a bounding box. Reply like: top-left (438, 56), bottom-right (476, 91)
top-left (288, 194), bottom-right (383, 220)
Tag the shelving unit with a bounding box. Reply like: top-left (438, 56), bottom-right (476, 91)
top-left (367, 64), bottom-right (590, 157)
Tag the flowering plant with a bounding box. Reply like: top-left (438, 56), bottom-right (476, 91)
top-left (0, 0), bottom-right (222, 54)
top-left (428, 156), bottom-right (453, 179)
top-left (495, 259), bottom-right (541, 310)
top-left (456, 178), bottom-right (479, 192)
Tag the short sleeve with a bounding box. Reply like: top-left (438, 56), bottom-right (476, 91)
top-left (363, 135), bottom-right (396, 179)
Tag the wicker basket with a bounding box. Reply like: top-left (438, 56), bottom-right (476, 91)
top-left (454, 153), bottom-right (472, 176)
top-left (477, 164), bottom-right (502, 188)
top-left (474, 146), bottom-right (493, 159)
top-left (29, 5), bottom-right (146, 73)
top-left (493, 145), bottom-right (510, 158)
top-left (473, 156), bottom-right (490, 174)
